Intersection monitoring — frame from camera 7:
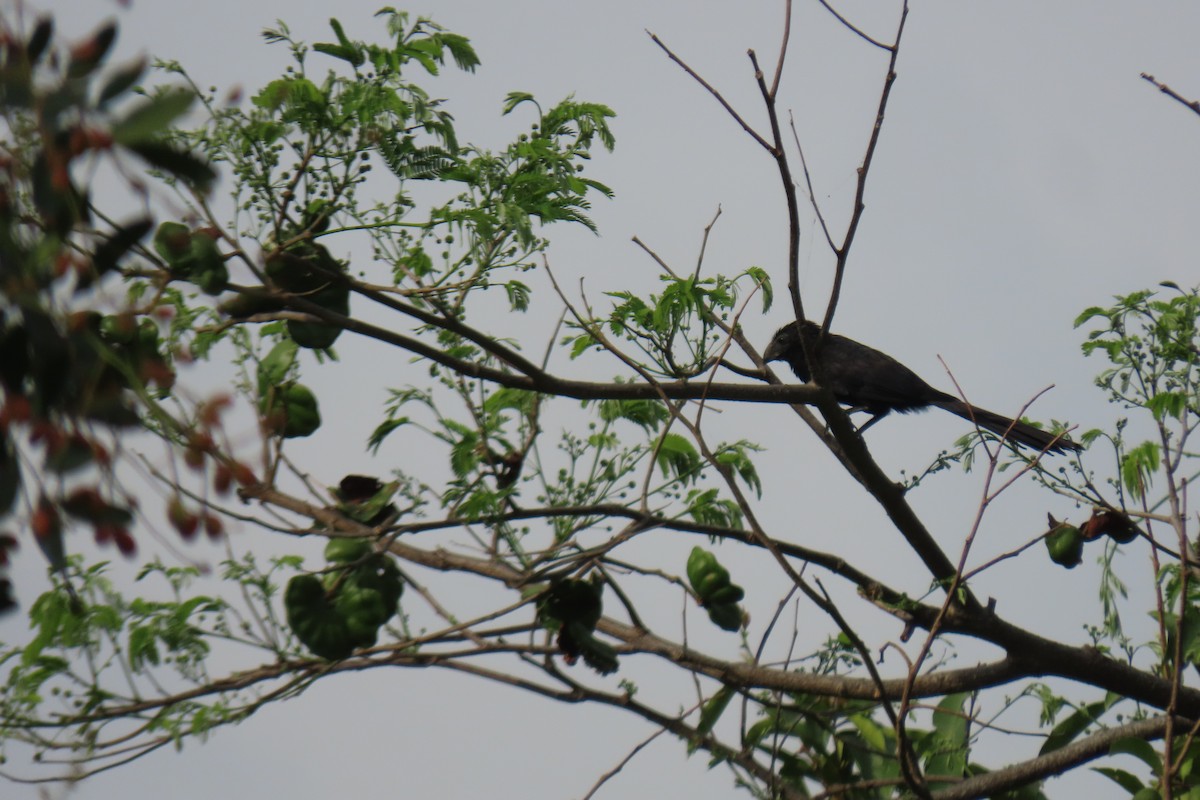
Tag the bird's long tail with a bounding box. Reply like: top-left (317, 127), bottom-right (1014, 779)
top-left (937, 400), bottom-right (1080, 454)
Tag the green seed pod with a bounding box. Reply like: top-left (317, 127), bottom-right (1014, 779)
top-left (152, 221), bottom-right (191, 265)
top-left (1045, 523), bottom-right (1084, 568)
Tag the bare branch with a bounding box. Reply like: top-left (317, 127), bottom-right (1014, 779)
top-left (1142, 72), bottom-right (1200, 118)
top-left (769, 0), bottom-right (794, 99)
top-left (814, 0), bottom-right (895, 51)
top-left (821, 0), bottom-right (909, 334)
top-left (646, 30), bottom-right (774, 152)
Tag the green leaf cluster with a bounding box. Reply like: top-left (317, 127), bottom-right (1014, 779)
top-left (734, 692), bottom-right (1046, 799)
top-left (1076, 285), bottom-right (1200, 500)
top-left (600, 267), bottom-right (771, 378)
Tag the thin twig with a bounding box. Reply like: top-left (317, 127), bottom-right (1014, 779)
top-left (815, 0), bottom-right (894, 51)
top-left (1141, 73), bottom-right (1200, 118)
top-left (821, 0), bottom-right (909, 335)
top-left (747, 47), bottom-right (806, 326)
top-left (579, 726), bottom-right (669, 800)
top-left (769, 0), bottom-right (794, 98)
top-left (693, 205), bottom-right (723, 280)
top-left (789, 110), bottom-right (837, 253)
top-left (646, 30), bottom-right (773, 152)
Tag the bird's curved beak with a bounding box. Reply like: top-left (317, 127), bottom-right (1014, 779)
top-left (762, 340), bottom-right (782, 363)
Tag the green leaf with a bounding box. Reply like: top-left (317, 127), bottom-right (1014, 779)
top-left (324, 537), bottom-right (372, 564)
top-left (504, 280), bottom-right (530, 311)
top-left (924, 693), bottom-right (969, 778)
top-left (744, 266), bottom-right (773, 312)
top-left (483, 388), bottom-right (537, 416)
top-left (1109, 736), bottom-right (1163, 776)
top-left (655, 432), bottom-right (701, 482)
top-left (595, 398), bottom-right (668, 432)
top-left (849, 713), bottom-right (892, 753)
top-left (503, 91), bottom-right (536, 115)
top-left (338, 481), bottom-right (398, 526)
top-left (438, 33), bottom-right (479, 72)
top-left (1120, 441), bottom-right (1159, 496)
top-left (714, 442), bottom-right (762, 497)
top-left (1092, 767), bottom-right (1145, 794)
top-left (315, 18), bottom-right (365, 66)
top-left (689, 686), bottom-right (734, 753)
top-left (1072, 306), bottom-right (1111, 328)
top-left (446, 421), bottom-right (480, 477)
top-left (252, 77), bottom-right (323, 111)
top-left (1039, 698), bottom-right (1113, 756)
top-left (1147, 391), bottom-right (1187, 421)
top-left (128, 624), bottom-right (161, 669)
top-left (329, 17), bottom-right (353, 48)
top-left (258, 340), bottom-right (298, 395)
top-left (313, 43), bottom-right (361, 65)
top-left (367, 417), bottom-right (410, 454)
top-left (568, 333), bottom-right (596, 359)
top-left (111, 89), bottom-right (196, 144)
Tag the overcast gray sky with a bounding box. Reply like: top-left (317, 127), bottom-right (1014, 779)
top-left (5, 1), bottom-right (1200, 798)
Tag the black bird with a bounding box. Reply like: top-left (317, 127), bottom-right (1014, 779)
top-left (763, 321), bottom-right (1080, 454)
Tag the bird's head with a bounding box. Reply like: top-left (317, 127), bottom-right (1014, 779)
top-left (762, 320), bottom-right (819, 363)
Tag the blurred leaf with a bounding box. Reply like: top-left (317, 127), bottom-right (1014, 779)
top-left (31, 151), bottom-right (83, 236)
top-left (89, 217), bottom-right (153, 280)
top-left (44, 437), bottom-right (93, 474)
top-left (124, 141), bottom-right (216, 191)
top-left (66, 21), bottom-right (116, 78)
top-left (97, 57), bottom-right (146, 108)
top-left (257, 339), bottom-right (298, 394)
top-left (0, 431), bottom-right (19, 517)
top-left (27, 17), bottom-right (54, 64)
top-left (111, 88), bottom-right (195, 144)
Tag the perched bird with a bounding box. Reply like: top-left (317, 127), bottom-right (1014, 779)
top-left (763, 321), bottom-right (1080, 454)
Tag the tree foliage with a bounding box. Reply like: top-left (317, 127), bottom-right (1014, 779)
top-left (1, 5), bottom-right (1199, 799)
